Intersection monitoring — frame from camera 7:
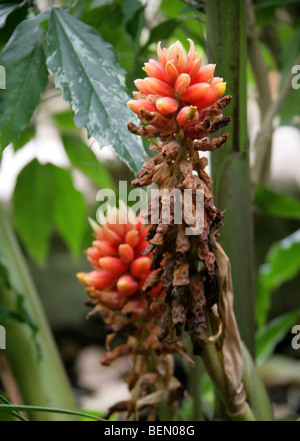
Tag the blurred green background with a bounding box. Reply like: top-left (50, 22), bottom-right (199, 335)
top-left (0, 0), bottom-right (300, 420)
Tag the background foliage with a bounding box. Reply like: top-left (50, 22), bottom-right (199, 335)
top-left (0, 0), bottom-right (299, 420)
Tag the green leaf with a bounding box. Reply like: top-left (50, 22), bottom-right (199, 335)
top-left (91, 0), bottom-right (111, 8)
top-left (13, 159), bottom-right (54, 265)
top-left (46, 8), bottom-right (145, 173)
top-left (0, 394), bottom-right (27, 421)
top-left (256, 229), bottom-right (300, 327)
top-left (256, 0), bottom-right (300, 7)
top-left (0, 258), bottom-right (39, 355)
top-left (124, 4), bottom-right (145, 42)
top-left (256, 310), bottom-right (300, 365)
top-left (69, 0), bottom-right (93, 19)
top-left (80, 408), bottom-right (105, 421)
top-left (122, 0), bottom-right (145, 42)
top-left (280, 25), bottom-right (300, 79)
top-left (278, 25), bottom-right (300, 125)
top-left (13, 126), bottom-right (36, 152)
top-left (0, 409), bottom-right (14, 421)
top-left (50, 164), bottom-right (87, 259)
top-left (0, 404), bottom-right (103, 421)
top-left (279, 88), bottom-right (300, 127)
top-left (13, 159), bottom-right (88, 263)
top-left (62, 134), bottom-right (115, 190)
top-left (53, 110), bottom-right (76, 130)
top-left (0, 3), bottom-right (18, 28)
top-left (0, 259), bottom-right (11, 290)
top-left (254, 184), bottom-right (300, 219)
top-left (0, 13), bottom-right (49, 150)
top-left (122, 0), bottom-right (142, 24)
top-left (145, 18), bottom-right (180, 48)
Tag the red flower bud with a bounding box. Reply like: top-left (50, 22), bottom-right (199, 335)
top-left (191, 64), bottom-right (216, 84)
top-left (125, 229), bottom-right (140, 248)
top-left (194, 83), bottom-right (226, 110)
top-left (117, 275), bottom-right (139, 296)
top-left (119, 243), bottom-right (135, 264)
top-left (93, 240), bottom-right (119, 257)
top-left (167, 41), bottom-right (188, 73)
top-left (181, 83), bottom-right (210, 104)
top-left (85, 247), bottom-right (103, 267)
top-left (143, 77), bottom-right (175, 98)
top-left (187, 38), bottom-right (196, 69)
top-left (157, 41), bottom-right (167, 68)
top-left (165, 61), bottom-right (179, 84)
top-left (174, 73), bottom-right (191, 95)
top-left (77, 270), bottom-right (116, 290)
top-left (99, 257), bottom-right (128, 274)
top-left (127, 99), bottom-right (156, 114)
top-left (210, 76), bottom-right (223, 86)
top-left (130, 257), bottom-right (152, 278)
top-left (188, 57), bottom-right (202, 80)
top-left (142, 59), bottom-right (170, 84)
top-left (156, 97), bottom-right (179, 116)
top-left (134, 79), bottom-right (151, 95)
top-left (103, 227), bottom-right (123, 246)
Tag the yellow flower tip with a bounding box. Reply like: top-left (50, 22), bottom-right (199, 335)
top-left (127, 100), bottom-right (135, 111)
top-left (76, 272), bottom-right (87, 285)
top-left (216, 82), bottom-right (227, 96)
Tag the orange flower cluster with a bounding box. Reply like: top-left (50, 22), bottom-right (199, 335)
top-left (77, 208), bottom-right (163, 319)
top-left (128, 39), bottom-right (226, 128)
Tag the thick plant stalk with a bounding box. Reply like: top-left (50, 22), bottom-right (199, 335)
top-left (206, 0), bottom-right (273, 420)
top-left (0, 204), bottom-right (78, 421)
top-left (206, 0), bottom-right (255, 355)
top-left (241, 343), bottom-right (273, 421)
top-left (201, 341), bottom-right (255, 421)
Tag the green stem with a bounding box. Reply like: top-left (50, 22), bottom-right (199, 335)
top-left (0, 405), bottom-right (103, 421)
top-left (206, 0), bottom-right (255, 356)
top-left (241, 343), bottom-right (273, 421)
top-left (186, 348), bottom-right (205, 421)
top-left (0, 204), bottom-right (78, 421)
top-left (205, 2), bottom-right (273, 420)
top-left (201, 342), bottom-right (256, 421)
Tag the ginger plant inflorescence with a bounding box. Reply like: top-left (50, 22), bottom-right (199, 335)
top-left (78, 39), bottom-right (255, 420)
